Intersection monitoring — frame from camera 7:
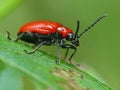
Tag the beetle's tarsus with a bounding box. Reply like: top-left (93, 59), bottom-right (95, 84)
top-left (24, 50), bottom-right (34, 54)
top-left (56, 59), bottom-right (60, 64)
top-left (70, 61), bottom-right (80, 67)
top-left (6, 31), bottom-right (12, 40)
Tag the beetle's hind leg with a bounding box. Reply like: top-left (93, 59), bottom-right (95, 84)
top-left (6, 31), bottom-right (12, 40)
top-left (6, 31), bottom-right (26, 42)
top-left (24, 41), bottom-right (45, 54)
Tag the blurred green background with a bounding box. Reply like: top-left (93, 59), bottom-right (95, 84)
top-left (0, 0), bottom-right (119, 89)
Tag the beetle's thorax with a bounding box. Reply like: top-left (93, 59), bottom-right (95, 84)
top-left (57, 26), bottom-right (73, 38)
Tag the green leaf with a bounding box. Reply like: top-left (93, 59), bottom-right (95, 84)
top-left (0, 65), bottom-right (22, 90)
top-left (0, 34), bottom-right (113, 90)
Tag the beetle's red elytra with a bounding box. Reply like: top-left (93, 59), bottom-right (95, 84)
top-left (19, 20), bottom-right (73, 38)
top-left (7, 14), bottom-right (107, 65)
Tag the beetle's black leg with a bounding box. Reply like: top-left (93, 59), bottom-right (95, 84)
top-left (68, 47), bottom-right (76, 63)
top-left (24, 41), bottom-right (45, 54)
top-left (6, 31), bottom-right (12, 40)
top-left (55, 32), bottom-right (62, 64)
top-left (6, 31), bottom-right (26, 42)
top-left (56, 43), bottom-right (61, 64)
top-left (61, 44), bottom-right (77, 65)
top-left (64, 48), bottom-right (69, 60)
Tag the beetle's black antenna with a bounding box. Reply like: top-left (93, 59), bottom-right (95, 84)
top-left (78, 14), bottom-right (107, 38)
top-left (74, 20), bottom-right (80, 39)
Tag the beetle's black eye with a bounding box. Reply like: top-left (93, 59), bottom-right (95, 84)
top-left (66, 34), bottom-right (73, 40)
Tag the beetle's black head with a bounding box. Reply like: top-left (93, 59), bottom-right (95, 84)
top-left (66, 21), bottom-right (80, 46)
top-left (66, 33), bottom-right (79, 46)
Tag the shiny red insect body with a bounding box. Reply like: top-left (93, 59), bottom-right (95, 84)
top-left (19, 20), bottom-right (73, 38)
top-left (7, 15), bottom-right (107, 64)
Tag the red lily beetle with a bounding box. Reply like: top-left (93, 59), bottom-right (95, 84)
top-left (7, 14), bottom-right (107, 64)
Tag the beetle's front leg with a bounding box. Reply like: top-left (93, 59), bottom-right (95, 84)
top-left (61, 44), bottom-right (77, 65)
top-left (64, 48), bottom-right (69, 60)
